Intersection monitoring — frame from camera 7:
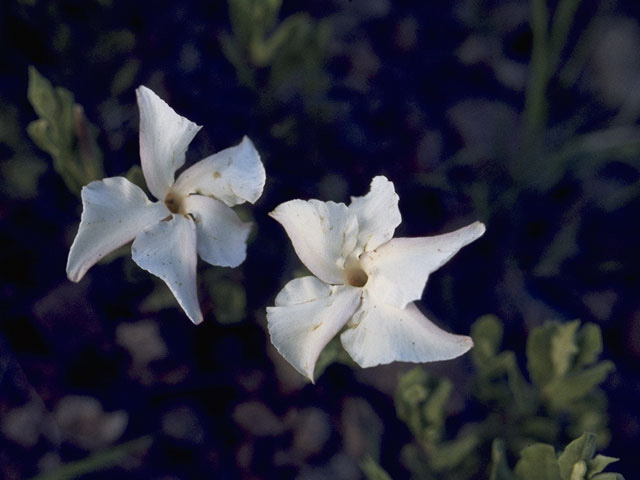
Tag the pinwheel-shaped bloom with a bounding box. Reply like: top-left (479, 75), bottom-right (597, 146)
top-left (66, 86), bottom-right (265, 324)
top-left (267, 176), bottom-right (485, 381)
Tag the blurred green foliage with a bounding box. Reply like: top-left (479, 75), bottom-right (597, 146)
top-left (394, 317), bottom-right (617, 480)
top-left (27, 67), bottom-right (104, 196)
top-left (221, 0), bottom-right (331, 117)
top-left (490, 433), bottom-right (623, 480)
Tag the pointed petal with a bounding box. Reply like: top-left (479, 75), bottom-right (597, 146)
top-left (66, 177), bottom-right (169, 282)
top-left (267, 278), bottom-right (361, 381)
top-left (131, 215), bottom-right (203, 324)
top-left (136, 86), bottom-right (202, 200)
top-left (183, 194), bottom-right (252, 268)
top-left (269, 199), bottom-right (358, 285)
top-left (348, 176), bottom-right (401, 253)
top-left (340, 297), bottom-right (473, 368)
top-left (361, 222), bottom-right (486, 309)
top-left (173, 136), bottom-right (265, 206)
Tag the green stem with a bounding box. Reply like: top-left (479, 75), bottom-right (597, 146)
top-left (29, 436), bottom-right (153, 480)
top-left (523, 0), bottom-right (550, 142)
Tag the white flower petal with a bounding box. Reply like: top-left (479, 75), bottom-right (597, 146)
top-left (131, 215), bottom-right (202, 324)
top-left (267, 278), bottom-right (362, 381)
top-left (173, 136), bottom-right (265, 206)
top-left (136, 86), bottom-right (202, 200)
top-left (348, 176), bottom-right (401, 253)
top-left (183, 194), bottom-right (252, 268)
top-left (340, 297), bottom-right (473, 368)
top-left (269, 199), bottom-right (359, 285)
top-left (274, 275), bottom-right (332, 306)
top-left (361, 221), bottom-right (486, 309)
top-left (66, 177), bottom-right (169, 282)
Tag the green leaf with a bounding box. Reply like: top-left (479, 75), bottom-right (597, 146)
top-left (361, 456), bottom-right (392, 480)
top-left (590, 474), bottom-right (624, 480)
top-left (313, 335), bottom-right (354, 379)
top-left (28, 436), bottom-right (152, 480)
top-left (471, 314), bottom-right (504, 364)
top-left (551, 320), bottom-right (580, 377)
top-left (27, 67), bottom-right (104, 196)
top-left (210, 280), bottom-right (247, 324)
top-left (546, 361), bottom-right (614, 409)
top-left (574, 324), bottom-right (603, 368)
top-left (124, 164), bottom-right (146, 191)
top-left (395, 368), bottom-right (452, 444)
top-left (527, 323), bottom-right (556, 387)
top-left (490, 439), bottom-right (517, 480)
top-left (587, 455), bottom-right (619, 478)
top-left (27, 67), bottom-right (59, 123)
top-left (514, 444), bottom-right (562, 480)
top-left (558, 433), bottom-right (597, 480)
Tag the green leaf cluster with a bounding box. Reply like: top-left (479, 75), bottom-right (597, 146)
top-left (27, 67), bottom-right (104, 196)
top-left (394, 317), bottom-right (617, 480)
top-left (221, 0), bottom-right (330, 108)
top-left (491, 433), bottom-right (623, 480)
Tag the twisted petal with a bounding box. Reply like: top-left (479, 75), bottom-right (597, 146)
top-left (348, 176), bottom-right (401, 253)
top-left (136, 86), bottom-right (201, 200)
top-left (361, 222), bottom-right (486, 309)
top-left (173, 136), bottom-right (265, 206)
top-left (267, 277), bottom-right (362, 381)
top-left (183, 195), bottom-right (252, 268)
top-left (131, 215), bottom-right (202, 324)
top-left (66, 177), bottom-right (169, 282)
top-left (340, 297), bottom-right (473, 368)
top-left (270, 200), bottom-right (358, 285)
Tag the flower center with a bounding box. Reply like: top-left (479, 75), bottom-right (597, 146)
top-left (164, 191), bottom-right (184, 215)
top-left (345, 265), bottom-right (368, 287)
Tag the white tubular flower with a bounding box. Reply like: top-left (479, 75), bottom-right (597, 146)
top-left (66, 86), bottom-right (265, 324)
top-left (267, 176), bottom-right (485, 381)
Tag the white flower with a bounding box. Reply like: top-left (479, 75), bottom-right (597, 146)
top-left (66, 86), bottom-right (265, 324)
top-left (266, 176), bottom-right (485, 381)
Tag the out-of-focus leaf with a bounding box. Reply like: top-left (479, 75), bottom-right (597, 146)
top-left (471, 314), bottom-right (503, 362)
top-left (361, 456), bottom-right (392, 480)
top-left (490, 439), bottom-right (517, 480)
top-left (514, 444), bottom-right (562, 480)
top-left (0, 156), bottom-right (47, 199)
top-left (430, 430), bottom-right (480, 471)
top-left (124, 164), bottom-right (146, 191)
top-left (574, 323), bottom-right (603, 368)
top-left (395, 368), bottom-right (452, 445)
top-left (209, 279), bottom-right (247, 324)
top-left (551, 320), bottom-right (580, 377)
top-left (27, 67), bottom-right (104, 196)
top-left (111, 59), bottom-right (140, 96)
top-left (527, 323), bottom-right (556, 388)
top-left (546, 362), bottom-right (614, 410)
top-left (314, 335), bottom-right (353, 380)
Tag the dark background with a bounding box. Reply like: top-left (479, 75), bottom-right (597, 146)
top-left (1, 0), bottom-right (639, 478)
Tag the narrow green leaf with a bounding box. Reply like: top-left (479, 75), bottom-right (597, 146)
top-left (527, 323), bottom-right (556, 387)
top-left (546, 362), bottom-right (614, 409)
top-left (29, 436), bottom-right (152, 480)
top-left (514, 444), bottom-right (562, 480)
top-left (471, 315), bottom-right (504, 365)
top-left (558, 433), bottom-right (597, 480)
top-left (551, 320), bottom-right (580, 377)
top-left (490, 439), bottom-right (517, 480)
top-left (361, 456), bottom-right (393, 480)
top-left (590, 474), bottom-right (624, 480)
top-left (27, 67), bottom-right (58, 122)
top-left (575, 324), bottom-right (603, 368)
top-left (587, 455), bottom-right (619, 478)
